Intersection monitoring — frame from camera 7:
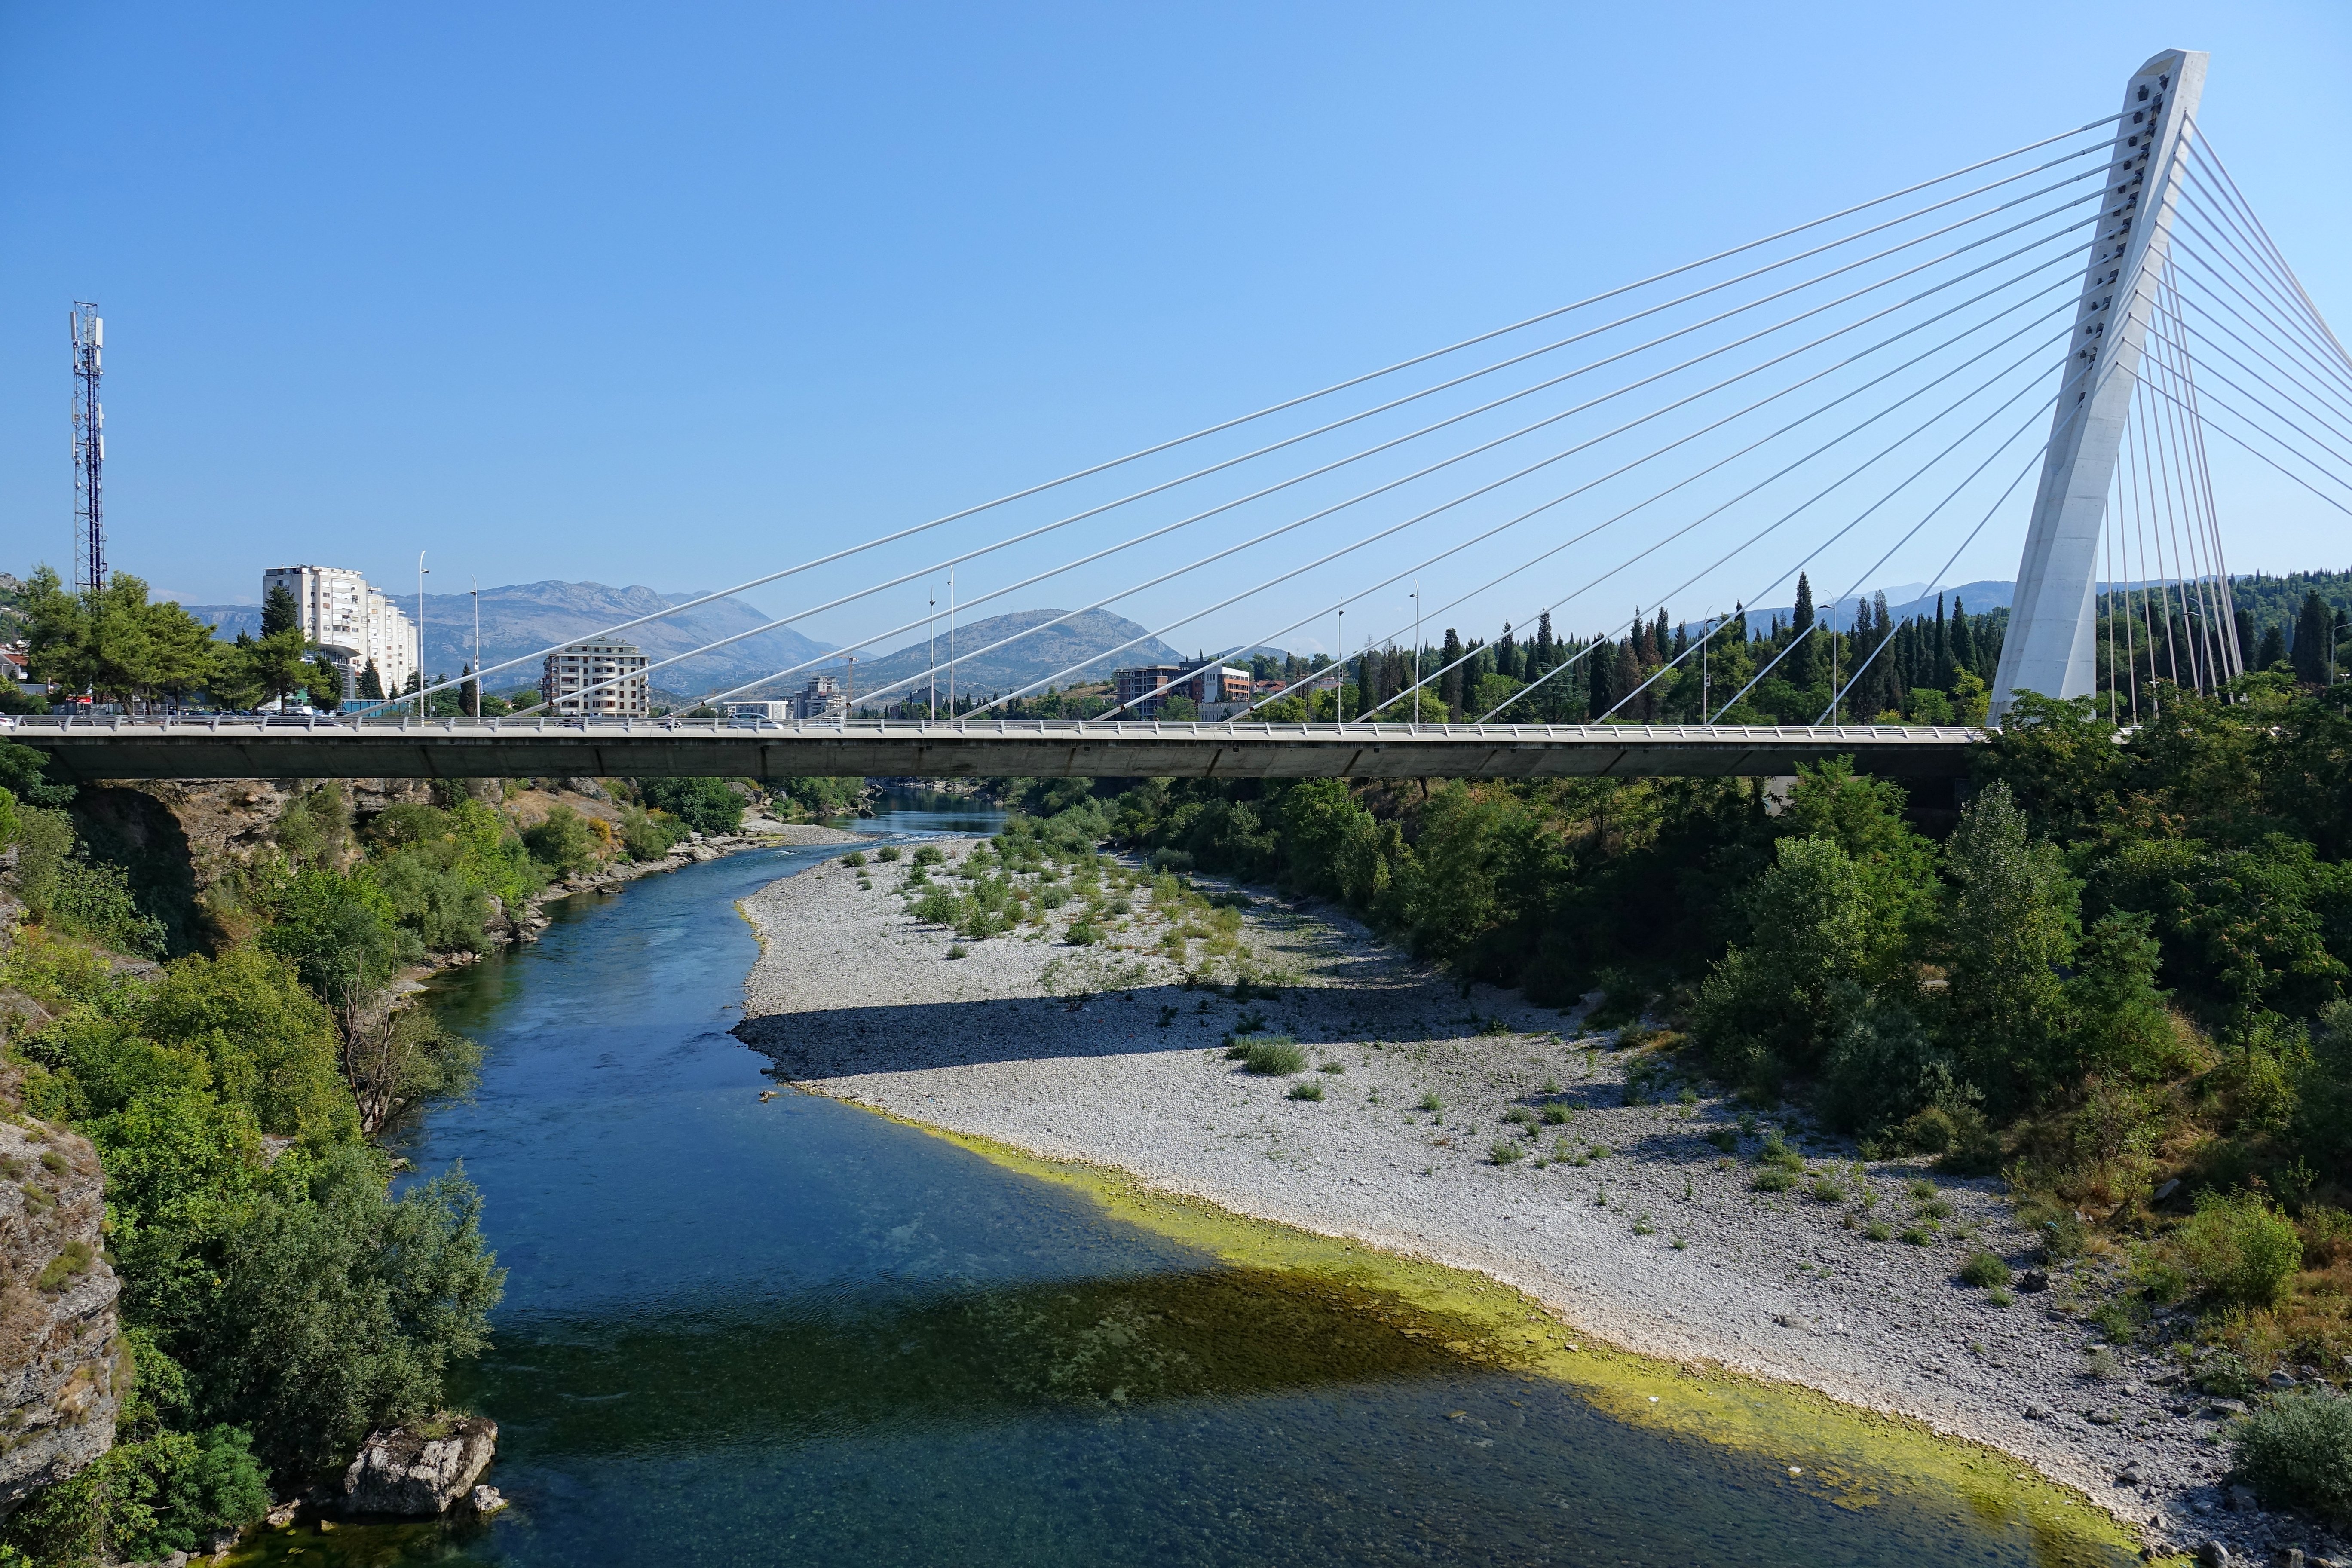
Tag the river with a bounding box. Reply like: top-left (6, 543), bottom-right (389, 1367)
top-left (233, 796), bottom-right (2131, 1567)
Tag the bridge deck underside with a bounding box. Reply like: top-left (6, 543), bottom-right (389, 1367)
top-left (9, 721), bottom-right (1981, 782)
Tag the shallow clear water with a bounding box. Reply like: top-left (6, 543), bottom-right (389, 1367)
top-left (240, 800), bottom-right (2129, 1568)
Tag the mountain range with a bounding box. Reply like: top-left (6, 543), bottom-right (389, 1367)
top-left (777, 608), bottom-right (1186, 703)
top-left (181, 583), bottom-right (1186, 701)
top-left (185, 580), bottom-right (834, 693)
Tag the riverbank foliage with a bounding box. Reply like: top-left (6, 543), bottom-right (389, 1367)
top-left (0, 746), bottom-right (512, 1563)
top-left (1001, 674), bottom-right (2352, 1507)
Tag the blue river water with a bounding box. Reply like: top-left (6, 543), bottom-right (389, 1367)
top-left (236, 796), bottom-right (2127, 1568)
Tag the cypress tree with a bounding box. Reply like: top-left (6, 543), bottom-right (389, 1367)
top-left (358, 660), bottom-right (385, 701)
top-left (1787, 574), bottom-right (1818, 687)
top-left (1534, 611), bottom-right (1556, 671)
top-left (1950, 597), bottom-right (1975, 674)
top-left (2293, 591), bottom-right (2334, 684)
top-left (1496, 621), bottom-right (1518, 682)
top-left (2258, 623), bottom-right (2288, 671)
top-left (1586, 638), bottom-right (1619, 720)
top-left (1439, 628), bottom-right (1465, 717)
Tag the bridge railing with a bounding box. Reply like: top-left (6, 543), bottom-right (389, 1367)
top-left (0, 711), bottom-right (1985, 743)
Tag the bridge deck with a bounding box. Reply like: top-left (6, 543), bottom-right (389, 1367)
top-left (5, 714), bottom-right (1982, 782)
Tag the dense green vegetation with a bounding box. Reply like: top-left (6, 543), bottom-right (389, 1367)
top-left (993, 670), bottom-right (2352, 1515)
top-left (0, 745), bottom-right (632, 1560)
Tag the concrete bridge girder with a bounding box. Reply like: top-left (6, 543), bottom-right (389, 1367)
top-left (6, 719), bottom-right (1981, 783)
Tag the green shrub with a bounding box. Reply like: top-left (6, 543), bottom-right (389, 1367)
top-left (945, 943), bottom-right (968, 960)
top-left (876, 845), bottom-right (902, 862)
top-left (1318, 1061), bottom-right (1344, 1074)
top-left (634, 776), bottom-right (744, 836)
top-left (1241, 1036), bottom-right (1307, 1076)
top-left (1542, 1104), bottom-right (1571, 1124)
top-left (1287, 1080), bottom-right (1324, 1102)
top-left (1418, 1092), bottom-right (1442, 1114)
top-left (1752, 1167), bottom-right (1798, 1193)
top-left (35, 1240), bottom-right (93, 1293)
top-left (2180, 1191), bottom-right (2303, 1308)
top-left (1900, 1223), bottom-right (1938, 1246)
top-left (2231, 1391), bottom-right (2352, 1519)
top-left (523, 805), bottom-right (601, 875)
top-left (1865, 1219), bottom-right (1893, 1242)
top-left (619, 805), bottom-right (678, 859)
top-left (1809, 1174), bottom-right (1845, 1204)
top-left (842, 851), bottom-right (867, 867)
top-left (1958, 1250), bottom-right (2013, 1289)
top-left (1706, 1127), bottom-right (1738, 1152)
top-left (1490, 1140), bottom-right (1525, 1165)
top-left (913, 844), bottom-right (945, 865)
top-left (1065, 919), bottom-right (1100, 946)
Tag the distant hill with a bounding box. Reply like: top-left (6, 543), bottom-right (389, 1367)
top-left (758, 608), bottom-right (1185, 704)
top-left (1738, 579), bottom-right (2016, 631)
top-left (185, 579), bottom-right (834, 692)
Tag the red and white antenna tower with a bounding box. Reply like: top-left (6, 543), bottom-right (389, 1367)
top-left (70, 303), bottom-right (104, 595)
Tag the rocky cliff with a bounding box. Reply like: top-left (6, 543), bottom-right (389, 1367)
top-left (0, 1111), bottom-right (122, 1517)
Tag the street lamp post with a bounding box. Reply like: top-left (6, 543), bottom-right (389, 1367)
top-left (470, 577), bottom-right (481, 718)
top-left (417, 552), bottom-right (429, 718)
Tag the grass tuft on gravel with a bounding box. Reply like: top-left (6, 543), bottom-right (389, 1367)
top-left (1958, 1250), bottom-right (2012, 1290)
top-left (1239, 1036), bottom-right (1307, 1076)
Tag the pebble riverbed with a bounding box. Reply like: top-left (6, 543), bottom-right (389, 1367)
top-left (736, 842), bottom-right (2345, 1565)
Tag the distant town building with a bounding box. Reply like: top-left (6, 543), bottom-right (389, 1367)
top-left (790, 674), bottom-right (849, 722)
top-left (263, 565), bottom-right (419, 698)
top-left (1113, 662), bottom-right (1251, 718)
top-left (543, 639), bottom-right (650, 717)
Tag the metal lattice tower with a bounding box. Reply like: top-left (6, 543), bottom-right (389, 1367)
top-left (70, 303), bottom-right (105, 595)
top-left (1991, 50), bottom-right (2208, 717)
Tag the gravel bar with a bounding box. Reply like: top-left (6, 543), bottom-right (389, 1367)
top-left (735, 842), bottom-right (2337, 1564)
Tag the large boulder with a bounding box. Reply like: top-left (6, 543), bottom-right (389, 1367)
top-left (0, 1117), bottom-right (124, 1518)
top-left (341, 1416), bottom-right (499, 1516)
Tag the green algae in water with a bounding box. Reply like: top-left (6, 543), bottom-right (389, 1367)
top-left (300, 837), bottom-right (2149, 1568)
top-left (246, 1185), bottom-right (2145, 1568)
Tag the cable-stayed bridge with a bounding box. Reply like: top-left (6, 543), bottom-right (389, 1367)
top-left (13, 49), bottom-right (2347, 785)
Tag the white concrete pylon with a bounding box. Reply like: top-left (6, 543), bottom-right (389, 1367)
top-left (1990, 49), bottom-right (2208, 720)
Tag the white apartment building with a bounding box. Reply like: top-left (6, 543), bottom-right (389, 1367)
top-left (543, 640), bottom-right (651, 718)
top-left (262, 565), bottom-right (419, 698)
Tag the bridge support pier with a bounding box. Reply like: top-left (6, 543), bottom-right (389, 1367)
top-left (1991, 49), bottom-right (2206, 720)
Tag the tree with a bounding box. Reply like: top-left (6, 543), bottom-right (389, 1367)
top-left (260, 582), bottom-right (300, 638)
top-left (1787, 573), bottom-right (1818, 688)
top-left (357, 662), bottom-right (385, 701)
top-left (1439, 629), bottom-right (1464, 718)
top-left (2293, 590), bottom-right (2334, 685)
top-left (2258, 623), bottom-right (2288, 671)
top-left (19, 568), bottom-right (223, 708)
top-left (207, 633), bottom-right (265, 712)
top-left (304, 654), bottom-right (346, 711)
top-left (244, 628), bottom-right (310, 709)
top-left (1936, 782), bottom-right (2078, 1109)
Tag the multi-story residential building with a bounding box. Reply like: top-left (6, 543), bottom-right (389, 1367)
top-left (790, 674), bottom-right (849, 722)
top-left (543, 639), bottom-right (650, 717)
top-left (262, 565), bottom-right (419, 698)
top-left (1112, 662), bottom-right (1252, 718)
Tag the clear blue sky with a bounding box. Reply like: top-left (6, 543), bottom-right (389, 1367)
top-left (2, 2), bottom-right (2345, 662)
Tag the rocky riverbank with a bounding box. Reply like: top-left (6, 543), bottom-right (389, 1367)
top-left (734, 840), bottom-right (2343, 1567)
